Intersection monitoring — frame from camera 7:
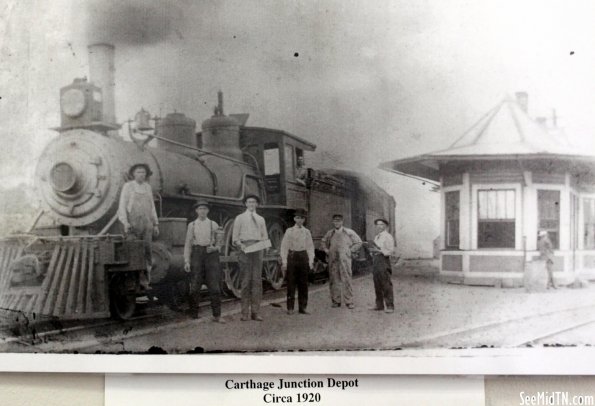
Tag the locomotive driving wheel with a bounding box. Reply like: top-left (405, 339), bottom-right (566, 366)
top-left (263, 221), bottom-right (285, 290)
top-left (222, 219), bottom-right (242, 298)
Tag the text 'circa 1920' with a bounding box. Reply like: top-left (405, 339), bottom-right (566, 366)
top-left (225, 377), bottom-right (360, 403)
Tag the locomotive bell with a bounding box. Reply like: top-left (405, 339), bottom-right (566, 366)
top-left (134, 108), bottom-right (152, 131)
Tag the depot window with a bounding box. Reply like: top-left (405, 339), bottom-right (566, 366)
top-left (538, 190), bottom-right (560, 249)
top-left (445, 191), bottom-right (460, 249)
top-left (584, 198), bottom-right (595, 249)
top-left (477, 189), bottom-right (515, 248)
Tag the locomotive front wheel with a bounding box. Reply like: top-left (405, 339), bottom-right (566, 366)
top-left (109, 274), bottom-right (137, 320)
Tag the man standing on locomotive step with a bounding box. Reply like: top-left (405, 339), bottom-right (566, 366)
top-left (280, 208), bottom-right (315, 315)
top-left (321, 214), bottom-right (362, 309)
top-left (538, 230), bottom-right (557, 289)
top-left (368, 219), bottom-right (395, 313)
top-left (118, 163), bottom-right (159, 290)
top-left (232, 194), bottom-right (269, 321)
top-left (183, 200), bottom-right (225, 323)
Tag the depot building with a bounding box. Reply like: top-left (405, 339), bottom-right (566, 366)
top-left (380, 93), bottom-right (595, 287)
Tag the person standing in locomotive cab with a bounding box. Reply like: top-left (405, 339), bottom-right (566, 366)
top-left (321, 214), bottom-right (362, 309)
top-left (118, 163), bottom-right (159, 290)
top-left (183, 200), bottom-right (225, 322)
top-left (368, 219), bottom-right (395, 313)
top-left (295, 156), bottom-right (308, 186)
top-left (280, 209), bottom-right (315, 315)
top-left (232, 194), bottom-right (269, 321)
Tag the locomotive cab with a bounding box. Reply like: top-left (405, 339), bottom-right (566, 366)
top-left (240, 127), bottom-right (315, 208)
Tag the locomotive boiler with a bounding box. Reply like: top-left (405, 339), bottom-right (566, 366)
top-left (0, 43), bottom-right (395, 321)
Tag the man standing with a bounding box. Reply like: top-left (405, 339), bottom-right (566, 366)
top-left (280, 209), bottom-right (315, 315)
top-left (538, 230), bottom-right (557, 289)
top-left (321, 214), bottom-right (362, 309)
top-left (368, 219), bottom-right (395, 313)
top-left (232, 194), bottom-right (269, 321)
top-left (183, 200), bottom-right (225, 323)
top-left (118, 163), bottom-right (159, 290)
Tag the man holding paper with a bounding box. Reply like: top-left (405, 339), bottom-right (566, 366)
top-left (232, 194), bottom-right (269, 321)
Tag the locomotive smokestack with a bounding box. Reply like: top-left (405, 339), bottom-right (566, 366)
top-left (88, 43), bottom-right (116, 125)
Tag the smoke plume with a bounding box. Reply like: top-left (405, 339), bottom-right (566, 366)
top-left (84, 0), bottom-right (186, 46)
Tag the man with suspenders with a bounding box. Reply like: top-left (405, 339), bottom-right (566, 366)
top-left (184, 200), bottom-right (225, 322)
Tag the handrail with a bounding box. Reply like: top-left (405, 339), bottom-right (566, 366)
top-left (132, 130), bottom-right (254, 168)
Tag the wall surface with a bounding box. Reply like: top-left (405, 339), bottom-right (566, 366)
top-left (0, 374), bottom-right (593, 405)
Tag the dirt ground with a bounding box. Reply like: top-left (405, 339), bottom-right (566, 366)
top-left (77, 262), bottom-right (595, 354)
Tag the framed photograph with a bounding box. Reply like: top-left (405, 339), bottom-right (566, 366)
top-left (1, 0), bottom-right (595, 375)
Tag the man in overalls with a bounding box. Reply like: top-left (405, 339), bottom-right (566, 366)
top-left (368, 218), bottom-right (395, 313)
top-left (321, 214), bottom-right (362, 309)
top-left (118, 163), bottom-right (159, 290)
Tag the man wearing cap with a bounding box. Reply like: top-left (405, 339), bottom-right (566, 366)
top-left (118, 163), bottom-right (159, 290)
top-left (321, 214), bottom-right (362, 309)
top-left (368, 219), bottom-right (395, 313)
top-left (232, 194), bottom-right (269, 321)
top-left (183, 200), bottom-right (225, 322)
top-left (538, 230), bottom-right (557, 289)
top-left (280, 208), bottom-right (315, 315)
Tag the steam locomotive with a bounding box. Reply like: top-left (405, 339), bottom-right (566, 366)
top-left (0, 44), bottom-right (395, 320)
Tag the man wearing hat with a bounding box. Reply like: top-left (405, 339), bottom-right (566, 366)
top-left (280, 208), bottom-right (315, 315)
top-left (368, 219), bottom-right (395, 313)
top-left (321, 214), bottom-right (362, 309)
top-left (118, 163), bottom-right (159, 290)
top-left (538, 230), bottom-right (557, 289)
top-left (232, 194), bottom-right (269, 321)
top-left (183, 200), bottom-right (225, 322)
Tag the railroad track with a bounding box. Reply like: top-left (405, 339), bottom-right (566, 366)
top-left (0, 275), bottom-right (335, 352)
top-left (396, 303), bottom-right (595, 349)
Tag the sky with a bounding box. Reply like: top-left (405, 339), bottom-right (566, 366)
top-left (1, 0), bottom-right (595, 256)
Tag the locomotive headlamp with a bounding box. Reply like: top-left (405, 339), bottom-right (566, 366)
top-left (61, 88), bottom-right (86, 117)
top-left (50, 162), bottom-right (78, 193)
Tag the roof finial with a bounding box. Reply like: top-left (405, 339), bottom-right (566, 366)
top-left (217, 90), bottom-right (224, 116)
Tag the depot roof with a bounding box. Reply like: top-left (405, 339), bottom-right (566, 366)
top-left (379, 96), bottom-right (594, 182)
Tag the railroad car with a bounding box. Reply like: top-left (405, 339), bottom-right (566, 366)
top-left (0, 44), bottom-right (395, 320)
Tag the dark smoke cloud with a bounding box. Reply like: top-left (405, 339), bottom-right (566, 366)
top-left (84, 0), bottom-right (187, 46)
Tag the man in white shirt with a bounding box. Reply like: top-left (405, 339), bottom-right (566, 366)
top-left (280, 208), bottom-right (315, 315)
top-left (321, 214), bottom-right (362, 309)
top-left (183, 200), bottom-right (225, 322)
top-left (118, 163), bottom-right (159, 290)
top-left (232, 194), bottom-right (269, 321)
top-left (368, 218), bottom-right (395, 313)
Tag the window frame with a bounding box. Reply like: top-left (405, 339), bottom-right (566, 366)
top-left (537, 189), bottom-right (561, 250)
top-left (582, 194), bottom-right (595, 250)
top-left (263, 143), bottom-right (281, 176)
top-left (444, 190), bottom-right (461, 249)
top-left (471, 183), bottom-right (522, 250)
